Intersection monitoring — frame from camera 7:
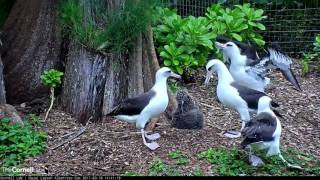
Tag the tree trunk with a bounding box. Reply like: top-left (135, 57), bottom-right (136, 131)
top-left (0, 56), bottom-right (6, 104)
top-left (61, 44), bottom-right (109, 124)
top-left (61, 0), bottom-right (178, 125)
top-left (1, 0), bottom-right (62, 104)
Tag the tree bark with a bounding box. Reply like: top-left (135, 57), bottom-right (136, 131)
top-left (0, 56), bottom-right (6, 104)
top-left (61, 44), bottom-right (109, 124)
top-left (1, 0), bottom-right (62, 104)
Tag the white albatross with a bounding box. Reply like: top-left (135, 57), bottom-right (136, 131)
top-left (204, 59), bottom-right (281, 138)
top-left (106, 67), bottom-right (181, 150)
top-left (215, 36), bottom-right (301, 92)
top-left (240, 96), bottom-right (302, 169)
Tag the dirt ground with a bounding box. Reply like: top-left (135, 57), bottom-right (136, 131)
top-left (24, 62), bottom-right (320, 176)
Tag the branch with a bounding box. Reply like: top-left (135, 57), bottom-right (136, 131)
top-left (50, 126), bottom-right (87, 150)
top-left (50, 117), bottom-right (92, 150)
top-left (44, 87), bottom-right (55, 121)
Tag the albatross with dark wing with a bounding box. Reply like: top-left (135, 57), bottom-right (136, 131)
top-left (204, 59), bottom-right (280, 138)
top-left (106, 67), bottom-right (181, 150)
top-left (241, 96), bottom-right (302, 169)
top-left (215, 36), bottom-right (301, 92)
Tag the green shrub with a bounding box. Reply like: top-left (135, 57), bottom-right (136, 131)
top-left (0, 117), bottom-right (47, 171)
top-left (302, 34), bottom-right (320, 76)
top-left (153, 4), bottom-right (266, 75)
top-left (206, 3), bottom-right (266, 46)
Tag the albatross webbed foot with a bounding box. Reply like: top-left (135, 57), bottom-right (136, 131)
top-left (145, 142), bottom-right (160, 150)
top-left (249, 154), bottom-right (264, 166)
top-left (145, 132), bottom-right (161, 141)
top-left (224, 130), bottom-right (241, 138)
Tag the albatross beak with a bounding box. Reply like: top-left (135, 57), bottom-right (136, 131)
top-left (170, 72), bottom-right (181, 79)
top-left (215, 42), bottom-right (226, 49)
top-left (204, 71), bottom-right (213, 86)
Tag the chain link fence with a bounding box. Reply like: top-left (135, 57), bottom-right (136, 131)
top-left (160, 0), bottom-right (320, 57)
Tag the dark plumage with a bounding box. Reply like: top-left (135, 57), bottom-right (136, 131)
top-left (231, 82), bottom-right (266, 110)
top-left (241, 112), bottom-right (277, 148)
top-left (107, 90), bottom-right (156, 116)
top-left (171, 90), bottom-right (203, 129)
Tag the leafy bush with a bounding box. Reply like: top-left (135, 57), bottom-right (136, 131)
top-left (313, 34), bottom-right (320, 52)
top-left (206, 3), bottom-right (266, 46)
top-left (40, 69), bottom-right (63, 88)
top-left (153, 4), bottom-right (266, 75)
top-left (154, 8), bottom-right (216, 74)
top-left (0, 117), bottom-right (47, 169)
top-left (302, 34), bottom-right (320, 76)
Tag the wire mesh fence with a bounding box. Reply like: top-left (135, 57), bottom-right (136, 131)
top-left (160, 0), bottom-right (320, 57)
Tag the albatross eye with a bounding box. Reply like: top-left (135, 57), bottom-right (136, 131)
top-left (226, 44), bottom-right (233, 47)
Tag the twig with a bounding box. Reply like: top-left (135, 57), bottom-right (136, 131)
top-left (50, 117), bottom-right (92, 150)
top-left (44, 87), bottom-right (55, 121)
top-left (50, 126), bottom-right (87, 150)
top-left (201, 103), bottom-right (217, 109)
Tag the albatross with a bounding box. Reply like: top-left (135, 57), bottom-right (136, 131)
top-left (204, 59), bottom-right (280, 138)
top-left (241, 96), bottom-right (302, 169)
top-left (215, 37), bottom-right (301, 92)
top-left (106, 67), bottom-right (181, 150)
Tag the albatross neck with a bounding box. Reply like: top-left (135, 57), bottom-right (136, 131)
top-left (216, 63), bottom-right (234, 85)
top-left (152, 77), bottom-right (168, 93)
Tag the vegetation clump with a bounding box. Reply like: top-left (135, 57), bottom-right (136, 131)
top-left (153, 3), bottom-right (266, 75)
top-left (58, 0), bottom-right (159, 53)
top-left (302, 34), bottom-right (320, 76)
top-left (0, 116), bottom-right (47, 175)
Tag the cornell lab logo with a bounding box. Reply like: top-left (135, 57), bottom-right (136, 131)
top-left (1, 167), bottom-right (35, 174)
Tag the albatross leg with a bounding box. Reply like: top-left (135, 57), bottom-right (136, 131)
top-left (245, 146), bottom-right (264, 166)
top-left (141, 129), bottom-right (160, 150)
top-left (278, 153), bottom-right (303, 170)
top-left (145, 132), bottom-right (161, 141)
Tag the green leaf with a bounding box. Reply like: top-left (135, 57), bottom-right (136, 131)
top-left (231, 33), bottom-right (242, 41)
top-left (254, 9), bottom-right (264, 18)
top-left (253, 38), bottom-right (265, 46)
top-left (176, 66), bottom-right (183, 75)
top-left (164, 60), bottom-right (172, 66)
top-left (160, 51), bottom-right (170, 59)
top-left (173, 60), bottom-right (180, 66)
top-left (256, 23), bottom-right (266, 30)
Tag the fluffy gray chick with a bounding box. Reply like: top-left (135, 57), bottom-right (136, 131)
top-left (171, 89), bottom-right (204, 129)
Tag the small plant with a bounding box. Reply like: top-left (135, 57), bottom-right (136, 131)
top-left (301, 34), bottom-right (320, 76)
top-left (0, 117), bottom-right (47, 175)
top-left (148, 159), bottom-right (182, 176)
top-left (198, 147), bottom-right (320, 176)
top-left (41, 69), bottom-right (63, 121)
top-left (25, 114), bottom-right (43, 127)
top-left (198, 147), bottom-right (251, 176)
top-left (168, 150), bottom-right (189, 165)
